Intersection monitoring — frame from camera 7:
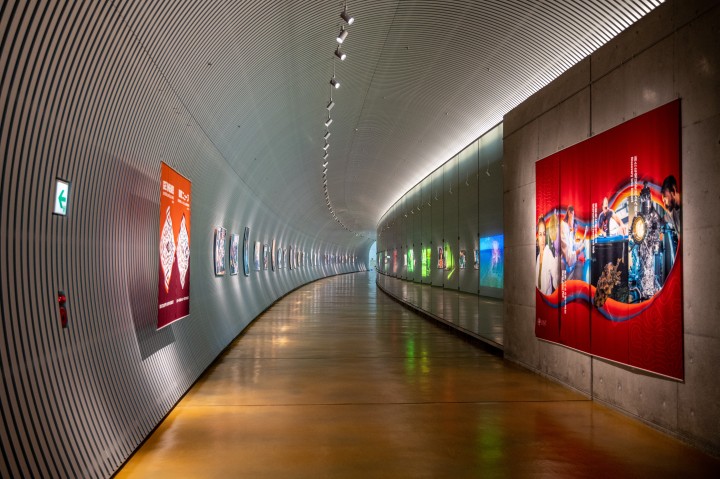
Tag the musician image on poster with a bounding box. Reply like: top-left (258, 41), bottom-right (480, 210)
top-left (536, 216), bottom-right (558, 295)
top-left (559, 205), bottom-right (588, 282)
top-left (534, 100), bottom-right (683, 380)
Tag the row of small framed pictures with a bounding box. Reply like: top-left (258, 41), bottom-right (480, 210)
top-left (213, 226), bottom-right (357, 277)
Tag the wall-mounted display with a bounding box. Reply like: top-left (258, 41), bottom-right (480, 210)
top-left (214, 227), bottom-right (226, 276)
top-left (242, 227), bottom-right (250, 276)
top-left (271, 239), bottom-right (276, 271)
top-left (229, 234), bottom-right (239, 276)
top-left (479, 235), bottom-right (503, 288)
top-left (437, 246), bottom-right (445, 269)
top-left (422, 247), bottom-right (431, 278)
top-left (288, 245), bottom-right (293, 270)
top-left (459, 249), bottom-right (467, 269)
top-left (270, 238), bottom-right (277, 271)
top-left (263, 244), bottom-right (269, 270)
top-left (474, 249), bottom-right (479, 270)
top-left (407, 249), bottom-right (415, 273)
top-left (534, 100), bottom-right (682, 380)
top-left (157, 162), bottom-right (191, 329)
top-left (254, 241), bottom-right (261, 271)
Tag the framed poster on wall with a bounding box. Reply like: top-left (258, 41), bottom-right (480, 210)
top-left (534, 100), bottom-right (682, 380)
top-left (157, 162), bottom-right (191, 329)
top-left (214, 227), bottom-right (226, 276)
top-left (229, 233), bottom-right (239, 276)
top-left (271, 239), bottom-right (277, 271)
top-left (243, 227), bottom-right (250, 276)
top-left (263, 244), bottom-right (269, 270)
top-left (254, 241), bottom-right (261, 271)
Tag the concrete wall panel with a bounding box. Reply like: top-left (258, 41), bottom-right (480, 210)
top-left (503, 0), bottom-right (720, 455)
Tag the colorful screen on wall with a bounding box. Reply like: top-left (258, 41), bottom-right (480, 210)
top-left (534, 100), bottom-right (682, 380)
top-left (479, 235), bottom-right (504, 288)
top-left (157, 162), bottom-right (191, 329)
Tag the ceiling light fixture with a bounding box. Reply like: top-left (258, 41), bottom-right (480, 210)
top-left (336, 26), bottom-right (348, 44)
top-left (324, 131), bottom-right (331, 140)
top-left (335, 47), bottom-right (346, 61)
top-left (323, 168), bottom-right (328, 175)
top-left (326, 99), bottom-right (335, 110)
top-left (323, 152), bottom-right (329, 160)
top-left (325, 116), bottom-right (333, 127)
top-left (322, 142), bottom-right (329, 151)
top-left (340, 6), bottom-right (354, 25)
top-left (330, 76), bottom-right (340, 89)
top-left (322, 161), bottom-right (329, 168)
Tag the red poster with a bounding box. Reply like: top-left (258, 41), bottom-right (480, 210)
top-left (535, 155), bottom-right (560, 343)
top-left (535, 100), bottom-right (682, 379)
top-left (158, 162), bottom-right (192, 329)
top-left (559, 147), bottom-right (591, 352)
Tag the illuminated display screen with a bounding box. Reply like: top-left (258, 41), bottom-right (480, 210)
top-left (479, 234), bottom-right (504, 288)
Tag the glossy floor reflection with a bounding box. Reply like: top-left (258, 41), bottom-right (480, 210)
top-left (376, 273), bottom-right (504, 347)
top-left (118, 272), bottom-right (719, 478)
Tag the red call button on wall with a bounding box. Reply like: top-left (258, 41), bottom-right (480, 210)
top-left (58, 291), bottom-right (68, 328)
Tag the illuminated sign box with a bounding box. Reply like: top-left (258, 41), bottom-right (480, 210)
top-left (53, 179), bottom-right (70, 216)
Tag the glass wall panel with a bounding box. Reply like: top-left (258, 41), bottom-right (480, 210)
top-left (410, 184), bottom-right (421, 283)
top-left (443, 155), bottom-right (459, 292)
top-left (431, 168), bottom-right (444, 287)
top-left (421, 175), bottom-right (433, 287)
top-left (478, 124), bottom-right (504, 298)
top-left (458, 140), bottom-right (480, 294)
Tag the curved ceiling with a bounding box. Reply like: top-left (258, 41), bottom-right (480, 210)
top-left (115, 0), bottom-right (662, 244)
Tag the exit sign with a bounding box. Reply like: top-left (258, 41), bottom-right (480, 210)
top-left (53, 179), bottom-right (69, 216)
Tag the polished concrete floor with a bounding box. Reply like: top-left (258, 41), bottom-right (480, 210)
top-left (118, 272), bottom-right (720, 478)
top-left (376, 273), bottom-right (504, 348)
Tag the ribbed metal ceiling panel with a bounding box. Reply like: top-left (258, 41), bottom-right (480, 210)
top-left (113, 0), bottom-right (663, 240)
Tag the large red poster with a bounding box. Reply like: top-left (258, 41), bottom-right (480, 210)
top-left (158, 162), bottom-right (192, 329)
top-left (535, 100), bottom-right (682, 379)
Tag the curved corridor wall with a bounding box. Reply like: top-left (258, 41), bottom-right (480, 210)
top-left (0, 3), bottom-right (366, 478)
top-left (377, 123), bottom-right (504, 298)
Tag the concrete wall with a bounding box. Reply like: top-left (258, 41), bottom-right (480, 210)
top-left (503, 0), bottom-right (719, 455)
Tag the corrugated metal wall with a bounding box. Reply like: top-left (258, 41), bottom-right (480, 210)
top-left (0, 2), bottom-right (364, 477)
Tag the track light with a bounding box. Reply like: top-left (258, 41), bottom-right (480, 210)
top-left (335, 47), bottom-right (347, 61)
top-left (325, 116), bottom-right (333, 127)
top-left (340, 7), bottom-right (354, 25)
top-left (322, 142), bottom-right (329, 151)
top-left (326, 100), bottom-right (335, 110)
top-left (323, 152), bottom-right (328, 160)
top-left (324, 131), bottom-right (331, 140)
top-left (330, 77), bottom-right (340, 89)
top-left (323, 168), bottom-right (328, 175)
top-left (336, 26), bottom-right (348, 44)
top-left (322, 161), bottom-right (328, 168)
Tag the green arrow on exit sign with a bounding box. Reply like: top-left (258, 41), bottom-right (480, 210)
top-left (54, 179), bottom-right (69, 216)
